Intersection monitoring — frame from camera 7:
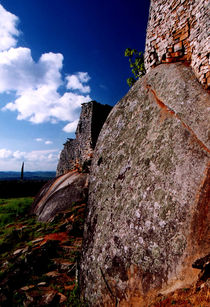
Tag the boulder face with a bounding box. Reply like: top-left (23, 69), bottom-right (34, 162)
top-left (31, 171), bottom-right (88, 222)
top-left (80, 63), bottom-right (210, 305)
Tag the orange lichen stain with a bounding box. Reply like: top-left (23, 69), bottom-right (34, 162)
top-left (193, 162), bottom-right (210, 206)
top-left (88, 153), bottom-right (93, 158)
top-left (147, 84), bottom-right (210, 154)
top-left (181, 121), bottom-right (210, 154)
top-left (64, 284), bottom-right (75, 291)
top-left (149, 87), bottom-right (176, 117)
top-left (103, 273), bottom-right (209, 307)
top-left (41, 232), bottom-right (69, 245)
top-left (191, 162), bottom-right (210, 251)
top-left (147, 85), bottom-right (177, 124)
top-left (99, 257), bottom-right (210, 307)
top-left (149, 282), bottom-right (210, 307)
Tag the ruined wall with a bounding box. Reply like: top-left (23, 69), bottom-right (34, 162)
top-left (56, 101), bottom-right (112, 176)
top-left (56, 139), bottom-right (78, 176)
top-left (145, 0), bottom-right (209, 89)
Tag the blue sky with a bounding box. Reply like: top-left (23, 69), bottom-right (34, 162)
top-left (0, 0), bottom-right (150, 171)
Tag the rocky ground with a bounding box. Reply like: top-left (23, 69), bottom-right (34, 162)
top-left (0, 198), bottom-right (87, 306)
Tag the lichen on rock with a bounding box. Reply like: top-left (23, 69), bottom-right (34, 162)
top-left (80, 63), bottom-right (210, 306)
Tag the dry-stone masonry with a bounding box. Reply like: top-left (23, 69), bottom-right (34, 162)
top-left (144, 0), bottom-right (209, 89)
top-left (80, 63), bottom-right (210, 305)
top-left (56, 101), bottom-right (112, 176)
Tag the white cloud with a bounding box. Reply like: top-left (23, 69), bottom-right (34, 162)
top-left (0, 148), bottom-right (12, 159)
top-left (45, 140), bottom-right (53, 145)
top-left (77, 72), bottom-right (91, 83)
top-left (35, 138), bottom-right (53, 145)
top-left (63, 119), bottom-right (79, 133)
top-left (0, 48), bottom-right (91, 129)
top-left (0, 4), bottom-right (19, 51)
top-left (35, 138), bottom-right (43, 142)
top-left (0, 4), bottom-right (92, 133)
top-left (0, 148), bottom-right (59, 171)
top-left (25, 149), bottom-right (57, 162)
top-left (0, 47), bottom-right (63, 97)
top-left (66, 72), bottom-right (91, 93)
top-left (13, 150), bottom-right (26, 160)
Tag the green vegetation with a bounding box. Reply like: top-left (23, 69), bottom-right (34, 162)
top-left (0, 197), bottom-right (33, 227)
top-left (0, 197), bottom-right (86, 306)
top-left (0, 197), bottom-right (59, 257)
top-left (67, 284), bottom-right (88, 306)
top-left (125, 48), bottom-right (146, 86)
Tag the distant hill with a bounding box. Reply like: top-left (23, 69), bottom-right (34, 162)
top-left (0, 171), bottom-right (56, 181)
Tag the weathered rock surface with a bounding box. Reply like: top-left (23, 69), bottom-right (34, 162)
top-left (56, 101), bottom-right (112, 176)
top-left (80, 63), bottom-right (210, 305)
top-left (31, 170), bottom-right (88, 221)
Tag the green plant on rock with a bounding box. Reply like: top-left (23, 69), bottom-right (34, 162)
top-left (125, 48), bottom-right (146, 86)
top-left (67, 284), bottom-right (88, 306)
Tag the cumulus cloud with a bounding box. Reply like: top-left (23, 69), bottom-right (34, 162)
top-left (45, 140), bottom-right (53, 145)
top-left (0, 4), bottom-right (19, 51)
top-left (13, 150), bottom-right (26, 160)
top-left (66, 72), bottom-right (91, 93)
top-left (63, 119), bottom-right (79, 133)
top-left (0, 148), bottom-right (12, 159)
top-left (35, 138), bottom-right (43, 142)
top-left (0, 148), bottom-right (59, 171)
top-left (35, 138), bottom-right (53, 145)
top-left (25, 149), bottom-right (57, 162)
top-left (0, 48), bottom-right (63, 94)
top-left (0, 4), bottom-right (92, 133)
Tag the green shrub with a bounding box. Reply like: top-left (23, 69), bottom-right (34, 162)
top-left (125, 48), bottom-right (146, 86)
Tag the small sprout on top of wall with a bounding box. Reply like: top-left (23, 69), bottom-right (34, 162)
top-left (125, 48), bottom-right (146, 87)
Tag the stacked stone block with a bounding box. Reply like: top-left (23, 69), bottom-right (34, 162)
top-left (145, 0), bottom-right (209, 89)
top-left (56, 101), bottom-right (112, 176)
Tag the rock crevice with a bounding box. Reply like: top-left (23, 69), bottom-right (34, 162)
top-left (145, 82), bottom-right (210, 154)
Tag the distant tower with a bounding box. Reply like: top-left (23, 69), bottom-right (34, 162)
top-left (20, 162), bottom-right (24, 180)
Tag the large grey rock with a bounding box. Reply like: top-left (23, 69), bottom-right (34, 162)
top-left (80, 63), bottom-right (210, 305)
top-left (31, 171), bottom-right (88, 222)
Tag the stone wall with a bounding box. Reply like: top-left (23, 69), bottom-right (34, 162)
top-left (144, 0), bottom-right (209, 89)
top-left (56, 139), bottom-right (78, 176)
top-left (56, 101), bottom-right (112, 176)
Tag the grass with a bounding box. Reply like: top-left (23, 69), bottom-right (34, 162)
top-left (0, 197), bottom-right (87, 306)
top-left (0, 197), bottom-right (33, 227)
top-left (0, 197), bottom-right (59, 261)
